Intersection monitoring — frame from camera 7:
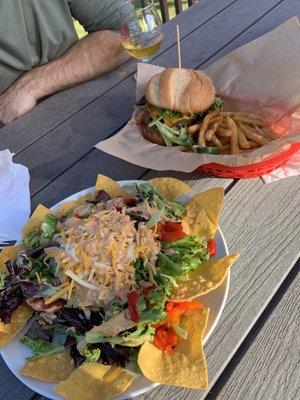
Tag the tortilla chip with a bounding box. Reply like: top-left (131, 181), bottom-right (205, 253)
top-left (184, 188), bottom-right (224, 240)
top-left (20, 352), bottom-right (74, 382)
top-left (0, 304), bottom-right (33, 346)
top-left (171, 254), bottom-right (239, 301)
top-left (148, 177), bottom-right (192, 201)
top-left (22, 204), bottom-right (50, 236)
top-left (138, 308), bottom-right (209, 389)
top-left (95, 174), bottom-right (125, 198)
top-left (0, 245), bottom-right (23, 273)
top-left (90, 312), bottom-right (136, 337)
top-left (59, 193), bottom-right (94, 214)
top-left (55, 362), bottom-right (134, 400)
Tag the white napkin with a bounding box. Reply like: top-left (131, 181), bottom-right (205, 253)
top-left (0, 150), bottom-right (30, 243)
top-left (261, 150), bottom-right (300, 183)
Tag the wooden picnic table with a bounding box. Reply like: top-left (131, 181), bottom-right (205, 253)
top-left (1, 0), bottom-right (299, 399)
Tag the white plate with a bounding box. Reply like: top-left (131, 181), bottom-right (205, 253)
top-left (1, 180), bottom-right (229, 400)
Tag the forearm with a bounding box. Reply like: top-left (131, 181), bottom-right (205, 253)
top-left (0, 30), bottom-right (129, 124)
top-left (19, 30), bottom-right (129, 100)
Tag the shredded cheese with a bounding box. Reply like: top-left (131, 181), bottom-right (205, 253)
top-left (53, 207), bottom-right (161, 305)
top-left (35, 272), bottom-right (42, 284)
top-left (44, 285), bottom-right (70, 305)
top-left (65, 270), bottom-right (99, 291)
top-left (67, 279), bottom-right (75, 300)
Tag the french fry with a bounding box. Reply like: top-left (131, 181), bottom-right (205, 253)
top-left (211, 134), bottom-right (222, 147)
top-left (188, 123), bottom-right (202, 136)
top-left (216, 127), bottom-right (232, 137)
top-left (205, 129), bottom-right (214, 141)
top-left (226, 116), bottom-right (239, 154)
top-left (198, 130), bottom-right (206, 147)
top-left (253, 124), bottom-right (277, 140)
top-left (237, 128), bottom-right (250, 149)
top-left (206, 119), bottom-right (221, 141)
top-left (237, 122), bottom-right (269, 145)
top-left (219, 144), bottom-right (231, 153)
top-left (248, 140), bottom-right (259, 148)
top-left (219, 136), bottom-right (231, 145)
top-left (230, 131), bottom-right (239, 154)
top-left (198, 111), bottom-right (221, 146)
top-left (233, 116), bottom-right (265, 126)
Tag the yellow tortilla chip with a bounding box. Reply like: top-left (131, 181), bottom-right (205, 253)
top-left (171, 254), bottom-right (239, 301)
top-left (0, 245), bottom-right (23, 273)
top-left (90, 312), bottom-right (136, 337)
top-left (95, 174), bottom-right (125, 198)
top-left (148, 177), bottom-right (192, 201)
top-left (22, 204), bottom-right (50, 236)
top-left (59, 193), bottom-right (94, 214)
top-left (138, 308), bottom-right (209, 389)
top-left (0, 304), bottom-right (33, 346)
top-left (20, 352), bottom-right (74, 382)
top-left (55, 362), bottom-right (134, 400)
top-left (184, 188), bottom-right (224, 240)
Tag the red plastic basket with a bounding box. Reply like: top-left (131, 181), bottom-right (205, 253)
top-left (197, 144), bottom-right (300, 179)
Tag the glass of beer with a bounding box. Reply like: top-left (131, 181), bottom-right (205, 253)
top-left (119, 0), bottom-right (164, 63)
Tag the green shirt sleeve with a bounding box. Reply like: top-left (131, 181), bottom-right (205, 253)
top-left (68, 0), bottom-right (124, 32)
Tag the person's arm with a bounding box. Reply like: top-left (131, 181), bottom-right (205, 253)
top-left (0, 30), bottom-right (129, 125)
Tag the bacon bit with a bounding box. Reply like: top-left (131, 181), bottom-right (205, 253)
top-left (124, 197), bottom-right (136, 207)
top-left (27, 298), bottom-right (66, 313)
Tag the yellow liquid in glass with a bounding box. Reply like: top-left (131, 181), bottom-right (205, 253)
top-left (122, 37), bottom-right (163, 60)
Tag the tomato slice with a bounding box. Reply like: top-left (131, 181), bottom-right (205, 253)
top-left (154, 325), bottom-right (178, 353)
top-left (161, 230), bottom-right (186, 242)
top-left (127, 291), bottom-right (140, 323)
top-left (207, 239), bottom-right (217, 256)
top-left (157, 221), bottom-right (187, 242)
top-left (164, 221), bottom-right (184, 232)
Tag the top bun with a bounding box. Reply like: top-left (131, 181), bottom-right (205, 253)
top-left (145, 68), bottom-right (216, 114)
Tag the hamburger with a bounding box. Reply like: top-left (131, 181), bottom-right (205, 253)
top-left (139, 68), bottom-right (222, 147)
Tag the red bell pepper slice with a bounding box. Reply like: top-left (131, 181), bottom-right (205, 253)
top-left (165, 301), bottom-right (203, 325)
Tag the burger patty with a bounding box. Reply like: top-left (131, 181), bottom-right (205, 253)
top-left (140, 110), bottom-right (166, 146)
top-left (139, 110), bottom-right (196, 146)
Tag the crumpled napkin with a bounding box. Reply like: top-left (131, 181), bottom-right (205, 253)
top-left (261, 150), bottom-right (300, 184)
top-left (0, 150), bottom-right (30, 243)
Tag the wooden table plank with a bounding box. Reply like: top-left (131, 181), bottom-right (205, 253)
top-left (140, 169), bottom-right (235, 193)
top-left (30, 150), bottom-right (146, 209)
top-left (209, 260), bottom-right (300, 400)
top-left (0, 0), bottom-right (239, 154)
top-left (201, 0), bottom-right (300, 69)
top-left (133, 176), bottom-right (300, 400)
top-left (31, 155), bottom-right (234, 209)
top-left (27, 0), bottom-right (297, 209)
top-left (1, 1), bottom-right (299, 399)
top-left (13, 0), bottom-right (284, 197)
top-left (0, 357), bottom-right (34, 400)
